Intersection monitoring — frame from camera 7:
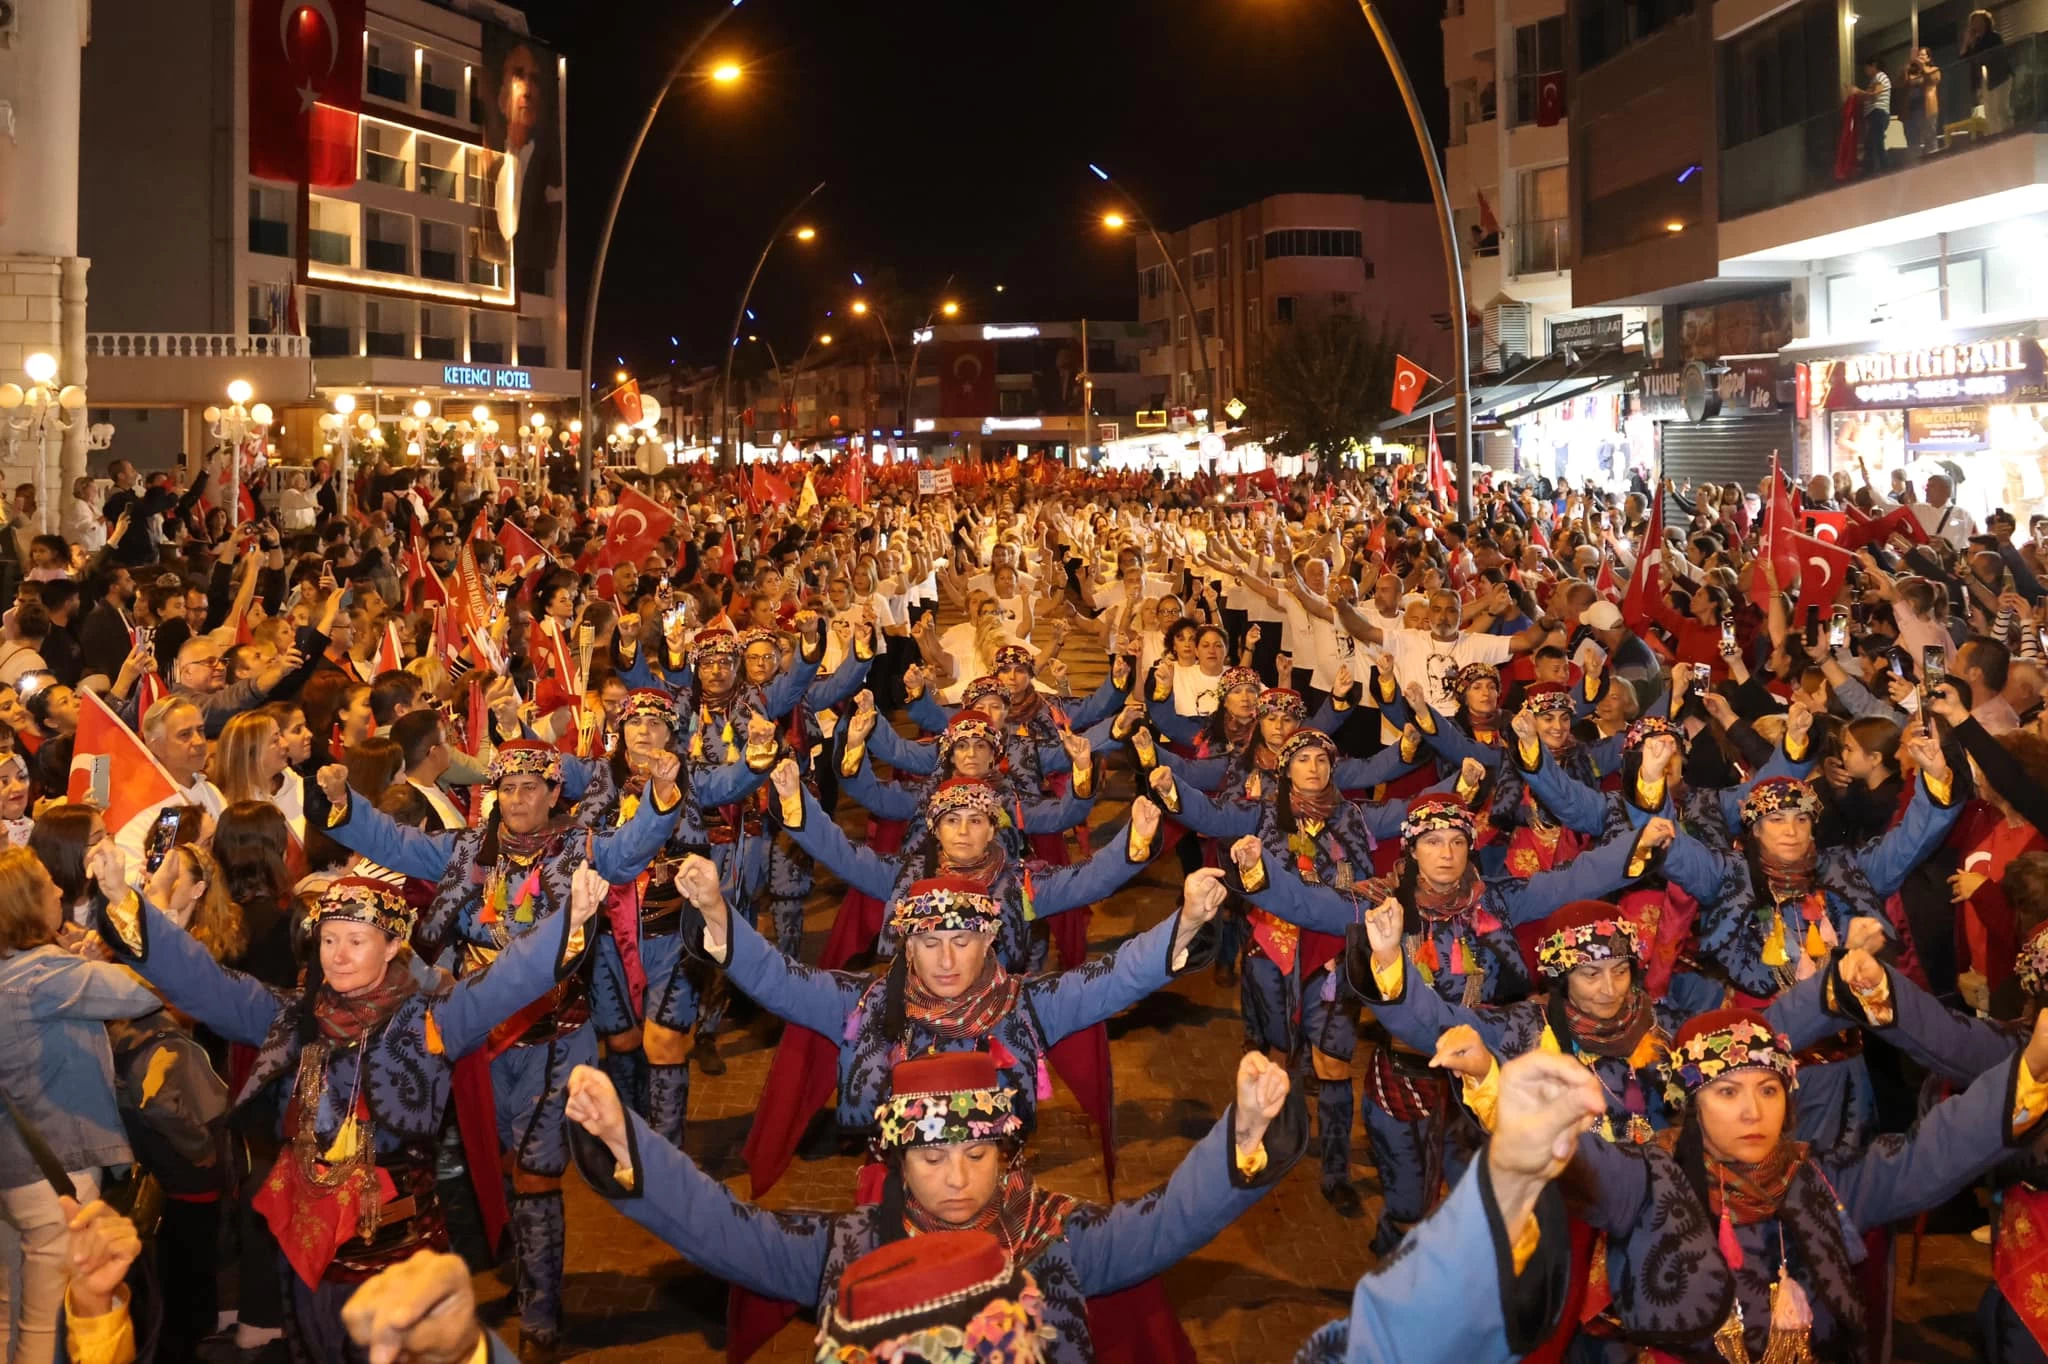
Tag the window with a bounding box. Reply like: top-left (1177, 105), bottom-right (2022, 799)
top-left (366, 37), bottom-right (409, 103)
top-left (307, 197), bottom-right (356, 267)
top-left (1219, 242), bottom-right (1230, 277)
top-left (1176, 314), bottom-right (1190, 342)
top-left (1264, 228), bottom-right (1363, 259)
top-left (524, 265), bottom-right (550, 297)
top-left (306, 290), bottom-right (353, 357)
top-left (467, 228), bottom-right (502, 288)
top-left (1245, 237), bottom-right (1258, 273)
top-left (1515, 166), bottom-right (1573, 273)
top-left (518, 317), bottom-right (548, 368)
top-left (1274, 296), bottom-right (1297, 324)
top-left (1247, 300), bottom-right (1261, 332)
top-left (1140, 263), bottom-right (1166, 301)
top-left (420, 221), bottom-right (460, 282)
top-left (365, 299), bottom-right (410, 357)
top-left (415, 137), bottom-right (460, 199)
top-left (420, 306), bottom-right (459, 361)
top-left (997, 388), bottom-right (1032, 417)
top-left (420, 50), bottom-right (461, 118)
top-left (247, 187), bottom-right (290, 257)
top-left (1362, 259), bottom-right (1376, 280)
top-left (1578, 170), bottom-right (1698, 258)
top-left (361, 123), bottom-right (410, 188)
top-left (1191, 249), bottom-right (1216, 285)
top-left (246, 283), bottom-right (275, 335)
top-left (1197, 308), bottom-right (1215, 338)
top-left (363, 210), bottom-right (412, 274)
top-left (1718, 0), bottom-right (1838, 152)
top-left (470, 313), bottom-right (510, 365)
top-left (1579, 0), bottom-right (1695, 71)
top-left (1512, 18), bottom-right (1566, 125)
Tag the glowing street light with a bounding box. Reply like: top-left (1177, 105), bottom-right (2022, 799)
top-left (710, 60), bottom-right (742, 83)
top-left (941, 301), bottom-right (959, 317)
top-left (851, 300), bottom-right (868, 315)
top-left (1101, 212), bottom-right (1126, 231)
top-left (818, 334), bottom-right (834, 346)
top-left (794, 226), bottom-right (817, 242)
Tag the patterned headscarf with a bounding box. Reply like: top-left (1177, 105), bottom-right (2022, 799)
top-left (1454, 662), bottom-right (1501, 693)
top-left (1259, 688), bottom-right (1307, 723)
top-left (961, 676), bottom-right (1007, 712)
top-left (2018, 921), bottom-right (2048, 1000)
top-left (928, 778), bottom-right (1003, 825)
top-left (1535, 900), bottom-right (1642, 979)
top-left (1661, 1008), bottom-right (1799, 1108)
top-left (815, 1232), bottom-right (1052, 1364)
top-left (620, 689), bottom-right (678, 732)
top-left (1622, 715), bottom-right (1687, 754)
top-left (891, 875), bottom-right (1003, 937)
top-left (939, 710), bottom-right (1004, 763)
top-left (1401, 793), bottom-right (1476, 844)
top-left (991, 644), bottom-right (1035, 674)
top-left (690, 630), bottom-right (740, 667)
top-left (874, 1051), bottom-right (1023, 1151)
top-left (1521, 682), bottom-right (1575, 717)
top-left (1739, 777), bottom-right (1822, 829)
top-left (737, 627), bottom-right (777, 656)
top-left (1278, 729), bottom-right (1338, 770)
top-left (1219, 666), bottom-right (1263, 697)
top-left (311, 876), bottom-right (414, 942)
top-left (487, 739), bottom-right (564, 787)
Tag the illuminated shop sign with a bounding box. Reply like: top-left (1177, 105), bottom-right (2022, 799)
top-left (443, 364), bottom-right (534, 391)
top-left (1818, 338), bottom-right (2043, 409)
top-left (982, 325), bottom-right (1041, 340)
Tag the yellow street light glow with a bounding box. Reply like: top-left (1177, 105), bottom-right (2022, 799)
top-left (1665, 220), bottom-right (1686, 233)
top-left (794, 226), bottom-right (817, 242)
top-left (333, 393), bottom-right (356, 415)
top-left (711, 61), bottom-right (742, 83)
top-left (851, 300), bottom-right (868, 314)
top-left (941, 301), bottom-right (960, 317)
top-left (1101, 212), bottom-right (1126, 230)
top-left (615, 369), bottom-right (629, 383)
top-left (819, 334), bottom-right (834, 345)
top-left (412, 399), bottom-right (431, 418)
top-left (226, 378), bottom-right (253, 406)
top-left (472, 405), bottom-right (490, 424)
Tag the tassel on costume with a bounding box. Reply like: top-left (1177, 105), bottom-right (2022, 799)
top-left (1803, 921), bottom-right (1825, 960)
top-left (1450, 936), bottom-right (1468, 977)
top-left (1717, 1169), bottom-right (1744, 1271)
top-left (1760, 914), bottom-right (1788, 967)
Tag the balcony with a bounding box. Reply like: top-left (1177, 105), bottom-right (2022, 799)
top-left (520, 344), bottom-right (549, 368)
top-left (421, 81), bottom-right (459, 118)
top-left (365, 240), bottom-right (409, 273)
top-left (420, 248), bottom-right (459, 282)
top-left (86, 332), bottom-right (315, 403)
top-left (309, 231), bottom-right (352, 267)
top-left (420, 335), bottom-right (458, 361)
top-left (469, 258), bottom-right (503, 288)
top-left (1721, 32), bottom-right (2048, 223)
top-left (1511, 71), bottom-right (1566, 127)
top-left (366, 330), bottom-right (408, 358)
top-left (249, 217), bottom-right (290, 257)
top-left (1509, 215), bottom-right (1571, 275)
top-left (471, 341), bottom-right (509, 365)
top-left (363, 152), bottom-right (407, 188)
top-left (310, 326), bottom-right (352, 357)
top-left (418, 165), bottom-right (459, 199)
top-left (367, 65), bottom-right (408, 102)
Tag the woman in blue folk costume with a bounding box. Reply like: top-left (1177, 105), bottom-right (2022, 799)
top-left (1222, 794), bottom-right (1706, 1253)
top-left (562, 1047), bottom-right (1302, 1364)
top-left (1143, 729), bottom-right (1484, 1215)
top-left (584, 688), bottom-right (781, 1155)
top-left (1567, 1005), bottom-right (2048, 1364)
top-left (93, 855), bottom-right (605, 1364)
top-left (309, 739), bottom-right (689, 1360)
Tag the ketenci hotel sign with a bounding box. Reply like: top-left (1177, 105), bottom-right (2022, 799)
top-left (1814, 338), bottom-right (2045, 409)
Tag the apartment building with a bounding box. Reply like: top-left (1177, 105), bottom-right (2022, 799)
top-left (1563, 0), bottom-right (2048, 516)
top-left (79, 0), bottom-right (572, 471)
top-left (1130, 194), bottom-right (1450, 429)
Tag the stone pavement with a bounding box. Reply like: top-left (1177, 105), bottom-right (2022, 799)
top-left (469, 642), bottom-right (1998, 1361)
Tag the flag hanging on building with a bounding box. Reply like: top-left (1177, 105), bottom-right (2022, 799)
top-left (1390, 355), bottom-right (1433, 415)
top-left (248, 0), bottom-right (365, 188)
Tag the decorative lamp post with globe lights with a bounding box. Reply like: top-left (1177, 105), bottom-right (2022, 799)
top-left (318, 393), bottom-right (358, 517)
top-left (205, 380), bottom-right (271, 523)
top-left (0, 352), bottom-right (86, 532)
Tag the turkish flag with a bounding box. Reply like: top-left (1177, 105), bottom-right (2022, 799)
top-left (937, 341), bottom-right (997, 418)
top-left (1390, 355), bottom-right (1433, 415)
top-left (249, 0), bottom-right (365, 188)
top-left (1840, 502), bottom-right (1929, 551)
top-left (497, 521), bottom-right (548, 578)
top-left (68, 690), bottom-right (180, 834)
top-left (1748, 456), bottom-right (1804, 611)
top-left (1802, 509), bottom-right (1847, 542)
top-left (612, 379), bottom-right (645, 427)
top-left (374, 622), bottom-right (404, 677)
top-left (1426, 418), bottom-right (1453, 507)
top-left (602, 485), bottom-right (679, 574)
top-left (1789, 530), bottom-right (1852, 619)
top-left (1595, 553), bottom-right (1620, 602)
top-left (450, 542), bottom-right (495, 638)
top-left (1620, 487), bottom-right (1665, 635)
top-left (755, 466), bottom-right (793, 509)
top-left (1537, 71), bottom-right (1566, 126)
top-left (845, 452), bottom-right (866, 508)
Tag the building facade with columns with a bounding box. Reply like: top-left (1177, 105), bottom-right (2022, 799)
top-left (78, 0), bottom-right (573, 478)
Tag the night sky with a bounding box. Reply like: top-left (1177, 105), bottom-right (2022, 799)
top-left (510, 0), bottom-right (1446, 380)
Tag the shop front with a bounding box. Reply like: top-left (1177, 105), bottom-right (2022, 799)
top-left (1801, 335), bottom-right (2048, 526)
top-left (1633, 358), bottom-right (1796, 495)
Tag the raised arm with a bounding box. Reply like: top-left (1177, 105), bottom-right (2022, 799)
top-left (1145, 766), bottom-right (1260, 839)
top-left (1853, 746), bottom-right (1961, 897)
top-left (1026, 871), bottom-right (1222, 1043)
top-left (837, 749), bottom-right (924, 822)
top-left (433, 870), bottom-right (598, 1057)
top-left (97, 890), bottom-right (285, 1047)
top-left (313, 767), bottom-right (462, 881)
top-left (768, 766), bottom-right (899, 900)
top-left (680, 859), bottom-right (865, 1037)
top-left (1511, 721), bottom-right (1610, 837)
top-left (756, 621), bottom-right (825, 719)
top-left (588, 764), bottom-right (689, 883)
top-left (1029, 806), bottom-right (1158, 918)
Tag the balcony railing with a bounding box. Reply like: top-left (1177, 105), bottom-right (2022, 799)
top-left (417, 165), bottom-right (459, 199)
top-left (520, 345), bottom-right (549, 368)
top-left (365, 240), bottom-right (409, 273)
top-left (309, 326), bottom-right (352, 357)
top-left (249, 218), bottom-right (290, 257)
top-left (421, 82), bottom-right (459, 118)
top-left (420, 335), bottom-right (458, 361)
top-left (366, 331), bottom-right (408, 358)
top-left (419, 248), bottom-right (459, 282)
top-left (363, 152), bottom-right (407, 188)
top-left (1509, 216), bottom-right (1570, 275)
top-left (309, 230), bottom-right (352, 266)
top-left (86, 332), bottom-right (311, 359)
top-left (471, 341), bottom-right (509, 365)
top-left (469, 258), bottom-right (502, 288)
top-left (1722, 31), bottom-right (2048, 221)
top-left (367, 66), bottom-right (408, 102)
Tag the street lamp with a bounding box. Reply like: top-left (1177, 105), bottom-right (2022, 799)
top-left (941, 300), bottom-right (959, 317)
top-left (847, 296), bottom-right (905, 436)
top-left (319, 392), bottom-right (359, 517)
top-left (711, 61), bottom-right (742, 83)
top-left (719, 180), bottom-right (828, 465)
top-left (0, 353), bottom-right (84, 532)
top-left (209, 380), bottom-right (266, 521)
top-left (900, 274), bottom-right (958, 457)
top-left (1094, 170), bottom-right (1217, 429)
top-left (577, 5), bottom-right (749, 496)
top-left (818, 333), bottom-right (833, 347)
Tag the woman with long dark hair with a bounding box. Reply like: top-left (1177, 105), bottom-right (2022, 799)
top-left (28, 801), bottom-right (104, 927)
top-left (213, 801), bottom-right (299, 990)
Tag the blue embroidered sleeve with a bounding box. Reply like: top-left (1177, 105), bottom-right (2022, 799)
top-left (434, 902), bottom-right (585, 1057)
top-left (1025, 909), bottom-right (1190, 1044)
top-left (1018, 785), bottom-right (1094, 834)
top-left (1030, 824), bottom-right (1147, 918)
top-left (777, 785), bottom-right (899, 900)
top-left (866, 719), bottom-right (939, 776)
top-left (1334, 742), bottom-right (1421, 791)
top-left (695, 755), bottom-right (775, 809)
top-left (325, 792), bottom-right (462, 882)
top-left (840, 753), bottom-right (922, 823)
top-left (590, 785), bottom-right (685, 882)
top-left (758, 651), bottom-right (822, 720)
top-left (1831, 1056), bottom-right (2025, 1229)
top-left (108, 897), bottom-right (285, 1046)
top-left (1170, 779), bottom-right (1262, 839)
top-left (717, 912), bottom-right (865, 1037)
top-left (1855, 776), bottom-right (1964, 897)
top-left (1240, 854), bottom-right (1357, 936)
top-left (1660, 829), bottom-right (1741, 905)
top-left (1156, 748), bottom-right (1229, 793)
top-left (1062, 669), bottom-right (1132, 731)
top-left (1420, 720), bottom-right (1502, 774)
top-left (905, 688), bottom-right (952, 735)
top-left (1518, 743), bottom-right (1609, 838)
top-left (1144, 693), bottom-right (1203, 746)
top-left (1490, 827), bottom-right (1642, 927)
top-left (804, 654), bottom-right (871, 712)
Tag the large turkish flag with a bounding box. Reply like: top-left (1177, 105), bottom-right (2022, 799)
top-left (937, 341), bottom-right (998, 418)
top-left (602, 485), bottom-right (679, 574)
top-left (250, 0), bottom-right (365, 188)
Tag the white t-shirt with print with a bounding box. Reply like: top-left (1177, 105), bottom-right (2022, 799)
top-left (1386, 627), bottom-right (1514, 715)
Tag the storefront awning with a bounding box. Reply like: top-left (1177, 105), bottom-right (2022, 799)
top-left (1387, 346), bottom-right (1647, 429)
top-left (1780, 312), bottom-right (2042, 364)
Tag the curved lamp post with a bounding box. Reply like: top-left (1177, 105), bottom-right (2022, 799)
top-left (576, 4), bottom-right (748, 496)
top-left (1092, 164), bottom-right (1217, 428)
top-left (718, 180), bottom-right (828, 466)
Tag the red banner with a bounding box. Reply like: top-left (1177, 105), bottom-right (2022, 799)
top-left (249, 0), bottom-right (364, 188)
top-left (936, 341), bottom-right (997, 418)
top-left (602, 485), bottom-right (679, 573)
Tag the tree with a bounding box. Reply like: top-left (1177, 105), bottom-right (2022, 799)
top-left (1248, 313), bottom-right (1403, 464)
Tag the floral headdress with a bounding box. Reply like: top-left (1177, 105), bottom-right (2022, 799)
top-left (2018, 921), bottom-right (2048, 1000)
top-left (690, 630), bottom-right (740, 666)
top-left (1219, 666), bottom-right (1263, 696)
top-left (939, 710), bottom-right (1003, 763)
top-left (1259, 688), bottom-right (1307, 722)
top-left (487, 739), bottom-right (564, 787)
top-left (312, 876), bottom-right (414, 942)
top-left (1622, 715), bottom-right (1687, 754)
top-left (1401, 793), bottom-right (1476, 844)
top-left (961, 676), bottom-right (1007, 711)
top-left (1277, 729), bottom-right (1338, 770)
top-left (991, 644), bottom-right (1035, 674)
top-left (874, 1051), bottom-right (1023, 1151)
top-left (1661, 1007), bottom-right (1799, 1107)
top-left (737, 627), bottom-right (778, 655)
top-left (814, 1230), bottom-right (1052, 1364)
top-left (1534, 899), bottom-right (1642, 979)
top-left (928, 778), bottom-right (1003, 826)
top-left (620, 689), bottom-right (678, 731)
top-left (1738, 777), bottom-right (1821, 830)
top-left (1522, 682), bottom-right (1575, 717)
top-left (1454, 662), bottom-right (1501, 692)
top-left (891, 875), bottom-right (1003, 937)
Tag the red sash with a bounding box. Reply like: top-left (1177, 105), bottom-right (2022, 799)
top-left (251, 1093), bottom-right (399, 1287)
top-left (1997, 1186), bottom-right (2048, 1355)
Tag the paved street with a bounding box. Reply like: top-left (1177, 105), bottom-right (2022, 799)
top-left (470, 643), bottom-right (1997, 1362)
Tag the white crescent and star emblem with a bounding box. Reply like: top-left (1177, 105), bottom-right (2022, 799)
top-left (1965, 850), bottom-right (1994, 873)
top-left (280, 1), bottom-right (341, 75)
top-left (1394, 372), bottom-right (1418, 394)
top-left (613, 509), bottom-right (648, 542)
top-left (1807, 555), bottom-right (1833, 587)
top-left (953, 354), bottom-right (984, 383)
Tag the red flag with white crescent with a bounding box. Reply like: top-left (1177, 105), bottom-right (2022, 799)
top-left (68, 689), bottom-right (180, 833)
top-left (1748, 456), bottom-right (1804, 611)
top-left (1788, 528), bottom-right (1853, 621)
top-left (1390, 355), bottom-right (1433, 415)
top-left (497, 521), bottom-right (548, 578)
top-left (601, 485), bottom-right (680, 574)
top-left (1620, 487), bottom-right (1665, 635)
top-left (1595, 553), bottom-right (1621, 603)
